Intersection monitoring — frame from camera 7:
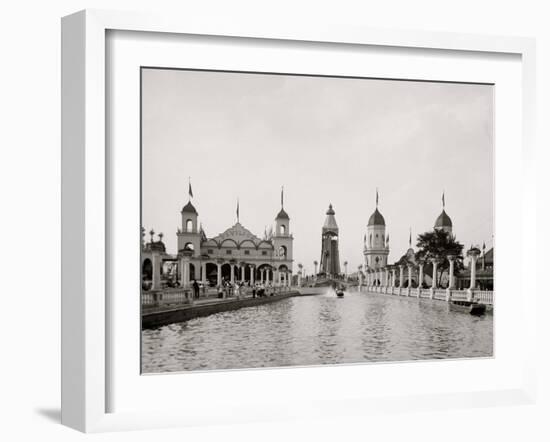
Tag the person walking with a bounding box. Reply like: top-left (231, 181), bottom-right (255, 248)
top-left (192, 279), bottom-right (200, 299)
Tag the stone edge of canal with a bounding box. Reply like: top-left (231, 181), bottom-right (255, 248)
top-left (141, 290), bottom-right (321, 329)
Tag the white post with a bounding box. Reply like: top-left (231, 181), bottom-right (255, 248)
top-left (407, 265), bottom-right (412, 296)
top-left (448, 257), bottom-right (455, 289)
top-left (417, 263), bottom-right (424, 297)
top-left (469, 256), bottom-right (477, 290)
top-left (431, 259), bottom-right (438, 289)
top-left (152, 254), bottom-right (161, 290)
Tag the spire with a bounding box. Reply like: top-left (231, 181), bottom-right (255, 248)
top-left (281, 185), bottom-right (284, 208)
top-left (236, 198), bottom-right (240, 223)
top-left (409, 227), bottom-right (412, 247)
top-left (442, 190), bottom-right (445, 209)
top-left (188, 176), bottom-right (193, 201)
top-left (376, 188), bottom-right (379, 208)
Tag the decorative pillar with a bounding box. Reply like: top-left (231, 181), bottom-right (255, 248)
top-left (391, 268), bottom-right (396, 290)
top-left (417, 262), bottom-right (424, 297)
top-left (429, 258), bottom-right (438, 299)
top-left (152, 254), bottom-right (161, 290)
top-left (240, 264), bottom-right (245, 283)
top-left (201, 262), bottom-right (207, 285)
top-left (399, 265), bottom-right (404, 292)
top-left (250, 265), bottom-right (255, 285)
top-left (467, 248), bottom-right (481, 301)
top-left (230, 264), bottom-right (235, 285)
top-left (407, 264), bottom-right (412, 296)
top-left (448, 256), bottom-right (455, 289)
top-left (431, 259), bottom-right (438, 289)
top-left (216, 262), bottom-right (222, 287)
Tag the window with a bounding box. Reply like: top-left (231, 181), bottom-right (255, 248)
top-left (226, 250), bottom-right (232, 255)
top-left (186, 219), bottom-right (193, 231)
top-left (207, 249), bottom-right (213, 254)
top-left (262, 251), bottom-right (267, 256)
top-left (280, 224), bottom-right (286, 235)
top-left (244, 250), bottom-right (250, 255)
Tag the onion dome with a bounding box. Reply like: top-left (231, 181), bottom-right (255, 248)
top-left (181, 201), bottom-right (198, 214)
top-left (368, 208), bottom-right (385, 226)
top-left (276, 208), bottom-right (290, 220)
top-left (434, 209), bottom-right (452, 229)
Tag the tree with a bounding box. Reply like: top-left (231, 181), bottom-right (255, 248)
top-left (415, 229), bottom-right (464, 287)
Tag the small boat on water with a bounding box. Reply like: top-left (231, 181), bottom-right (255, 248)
top-left (450, 300), bottom-right (486, 315)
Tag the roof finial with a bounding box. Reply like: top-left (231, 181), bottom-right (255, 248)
top-left (188, 176), bottom-right (193, 202)
top-left (442, 190), bottom-right (445, 209)
top-left (236, 198), bottom-right (240, 223)
top-left (409, 227), bottom-right (412, 247)
top-left (281, 185), bottom-right (284, 209)
top-left (376, 188), bottom-right (379, 208)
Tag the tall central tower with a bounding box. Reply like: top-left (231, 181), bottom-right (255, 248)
top-left (320, 203), bottom-right (341, 277)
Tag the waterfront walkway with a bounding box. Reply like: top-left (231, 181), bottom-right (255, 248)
top-left (142, 286), bottom-right (324, 328)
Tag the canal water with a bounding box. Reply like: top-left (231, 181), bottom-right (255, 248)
top-left (141, 291), bottom-right (493, 373)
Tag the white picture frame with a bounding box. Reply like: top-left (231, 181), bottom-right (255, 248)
top-left (61, 9), bottom-right (537, 433)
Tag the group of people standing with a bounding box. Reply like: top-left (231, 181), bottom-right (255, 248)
top-left (190, 278), bottom-right (280, 300)
top-left (217, 279), bottom-right (276, 299)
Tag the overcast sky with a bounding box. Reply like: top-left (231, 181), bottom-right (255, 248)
top-left (142, 68), bottom-right (494, 274)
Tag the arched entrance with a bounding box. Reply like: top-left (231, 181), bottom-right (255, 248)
top-left (205, 262), bottom-right (218, 286)
top-left (142, 258), bottom-right (152, 291)
top-left (221, 263), bottom-right (232, 283)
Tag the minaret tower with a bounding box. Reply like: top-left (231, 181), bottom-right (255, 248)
top-left (320, 203), bottom-right (341, 277)
top-left (272, 187), bottom-right (293, 263)
top-left (364, 189), bottom-right (389, 270)
top-left (177, 183), bottom-right (201, 257)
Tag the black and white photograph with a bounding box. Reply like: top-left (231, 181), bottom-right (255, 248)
top-left (140, 67), bottom-right (494, 374)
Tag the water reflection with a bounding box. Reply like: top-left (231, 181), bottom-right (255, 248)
top-left (142, 291), bottom-right (493, 373)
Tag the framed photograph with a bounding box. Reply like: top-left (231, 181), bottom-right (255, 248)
top-left (61, 9), bottom-right (537, 432)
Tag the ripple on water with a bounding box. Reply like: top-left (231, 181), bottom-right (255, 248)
top-left (141, 292), bottom-right (493, 373)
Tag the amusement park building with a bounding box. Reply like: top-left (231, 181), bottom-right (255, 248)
top-left (141, 196), bottom-right (294, 290)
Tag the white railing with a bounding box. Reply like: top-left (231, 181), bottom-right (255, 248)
top-left (473, 290), bottom-right (494, 305)
top-left (419, 289), bottom-right (431, 299)
top-left (142, 288), bottom-right (192, 308)
top-left (363, 285), bottom-right (495, 306)
top-left (450, 290), bottom-right (468, 301)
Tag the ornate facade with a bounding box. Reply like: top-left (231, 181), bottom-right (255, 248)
top-left (141, 194), bottom-right (294, 290)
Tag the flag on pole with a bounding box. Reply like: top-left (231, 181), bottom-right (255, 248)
top-left (188, 177), bottom-right (193, 199)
